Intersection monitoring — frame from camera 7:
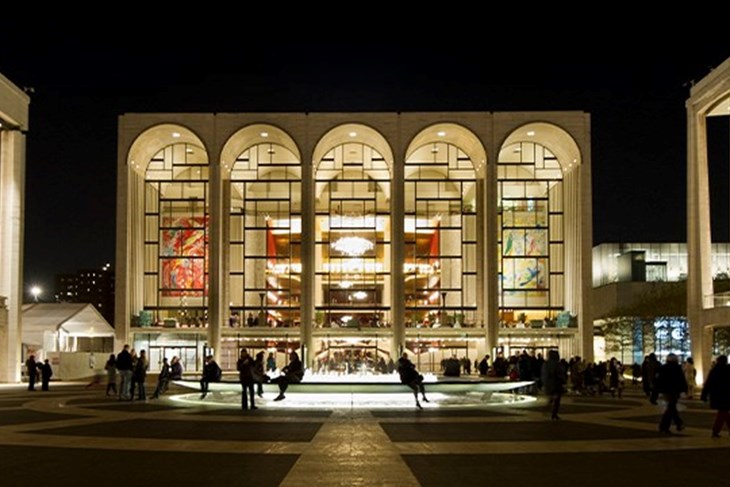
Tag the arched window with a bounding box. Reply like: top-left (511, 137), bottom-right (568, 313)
top-left (314, 131), bottom-right (392, 330)
top-left (143, 141), bottom-right (209, 327)
top-left (228, 141), bottom-right (301, 328)
top-left (404, 127), bottom-right (480, 329)
top-left (498, 140), bottom-right (564, 321)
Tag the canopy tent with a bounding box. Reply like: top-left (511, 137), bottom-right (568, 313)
top-left (22, 303), bottom-right (115, 351)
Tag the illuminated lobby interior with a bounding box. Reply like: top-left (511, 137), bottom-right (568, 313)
top-left (116, 113), bottom-right (592, 373)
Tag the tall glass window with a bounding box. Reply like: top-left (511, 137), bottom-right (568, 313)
top-left (404, 142), bottom-right (477, 328)
top-left (498, 141), bottom-right (563, 324)
top-left (314, 143), bottom-right (391, 328)
top-left (229, 143), bottom-right (301, 327)
top-left (143, 143), bottom-right (209, 327)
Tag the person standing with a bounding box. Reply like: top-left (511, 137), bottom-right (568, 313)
top-left (134, 350), bottom-right (148, 400)
top-left (129, 349), bottom-right (138, 399)
top-left (541, 350), bottom-right (566, 420)
top-left (397, 352), bottom-right (429, 409)
top-left (652, 353), bottom-right (688, 433)
top-left (683, 357), bottom-right (697, 400)
top-left (40, 359), bottom-right (53, 391)
top-left (272, 351), bottom-right (304, 401)
top-left (200, 355), bottom-right (222, 399)
top-left (609, 357), bottom-right (623, 398)
top-left (26, 355), bottom-right (38, 391)
top-left (478, 355), bottom-right (490, 376)
top-left (116, 345), bottom-right (133, 401)
top-left (237, 349), bottom-right (257, 410)
top-left (701, 355), bottom-right (730, 437)
top-left (104, 354), bottom-right (117, 396)
top-left (253, 351), bottom-right (267, 398)
top-left (151, 357), bottom-right (171, 399)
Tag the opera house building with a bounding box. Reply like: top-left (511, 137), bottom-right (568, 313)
top-left (115, 112), bottom-right (592, 373)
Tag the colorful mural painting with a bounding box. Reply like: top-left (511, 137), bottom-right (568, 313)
top-left (160, 217), bottom-right (207, 295)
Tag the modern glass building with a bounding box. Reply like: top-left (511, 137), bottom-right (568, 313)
top-left (115, 113), bottom-right (592, 372)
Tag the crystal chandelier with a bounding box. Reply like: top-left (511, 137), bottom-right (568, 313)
top-left (331, 236), bottom-right (374, 256)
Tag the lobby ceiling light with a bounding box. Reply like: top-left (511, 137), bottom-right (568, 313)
top-left (437, 131), bottom-right (446, 137)
top-left (260, 131), bottom-right (269, 138)
top-left (349, 131), bottom-right (357, 138)
top-left (172, 132), bottom-right (181, 138)
top-left (331, 236), bottom-right (374, 256)
top-left (353, 291), bottom-right (368, 300)
top-left (526, 131), bottom-right (535, 137)
top-left (186, 148), bottom-right (193, 154)
top-left (340, 281), bottom-right (353, 289)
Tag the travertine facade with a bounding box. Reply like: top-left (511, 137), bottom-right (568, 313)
top-left (116, 112), bottom-right (592, 371)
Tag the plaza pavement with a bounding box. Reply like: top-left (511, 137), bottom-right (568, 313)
top-left (0, 382), bottom-right (726, 486)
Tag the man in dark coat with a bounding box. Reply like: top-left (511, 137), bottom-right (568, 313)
top-left (701, 355), bottom-right (730, 437)
top-left (652, 353), bottom-right (688, 433)
top-left (40, 359), bottom-right (53, 391)
top-left (200, 355), bottom-right (222, 399)
top-left (541, 350), bottom-right (566, 420)
top-left (397, 353), bottom-right (429, 409)
top-left (237, 349), bottom-right (257, 410)
top-left (116, 345), bottom-right (134, 400)
top-left (272, 351), bottom-right (304, 401)
top-left (26, 355), bottom-right (37, 391)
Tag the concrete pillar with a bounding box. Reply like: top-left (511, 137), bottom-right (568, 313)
top-left (391, 145), bottom-right (405, 358)
top-left (0, 130), bottom-right (24, 382)
top-left (301, 142), bottom-right (315, 367)
top-left (476, 179), bottom-right (485, 327)
top-left (688, 111), bottom-right (714, 381)
top-left (485, 148), bottom-right (499, 355)
top-left (114, 131), bottom-right (130, 351)
top-left (208, 157), bottom-right (223, 362)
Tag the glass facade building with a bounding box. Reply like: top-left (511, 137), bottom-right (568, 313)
top-left (116, 113), bottom-right (592, 372)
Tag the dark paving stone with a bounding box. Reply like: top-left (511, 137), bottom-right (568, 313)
top-left (382, 420), bottom-right (664, 442)
top-left (623, 411), bottom-right (716, 429)
top-left (570, 397), bottom-right (642, 407)
top-left (403, 449), bottom-right (727, 487)
top-left (66, 397), bottom-right (120, 405)
top-left (33, 418), bottom-right (322, 442)
top-left (193, 408), bottom-right (333, 418)
top-left (81, 403), bottom-right (183, 413)
top-left (0, 410), bottom-right (86, 426)
top-left (0, 445), bottom-right (297, 487)
top-left (371, 408), bottom-right (516, 418)
top-left (526, 404), bottom-right (623, 414)
top-left (0, 399), bottom-right (31, 407)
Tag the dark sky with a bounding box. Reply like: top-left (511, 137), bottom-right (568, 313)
top-left (1, 39), bottom-right (729, 295)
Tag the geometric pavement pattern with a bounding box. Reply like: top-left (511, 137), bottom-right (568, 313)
top-left (0, 383), bottom-right (727, 486)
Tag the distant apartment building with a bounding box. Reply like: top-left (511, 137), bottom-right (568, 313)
top-left (55, 264), bottom-right (115, 324)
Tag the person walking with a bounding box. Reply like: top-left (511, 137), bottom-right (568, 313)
top-left (40, 359), bottom-right (53, 391)
top-left (541, 350), bottom-right (566, 420)
top-left (200, 355), bottom-right (222, 399)
top-left (609, 357), bottom-right (623, 398)
top-left (26, 355), bottom-right (38, 391)
top-left (151, 357), bottom-right (171, 399)
top-left (104, 354), bottom-right (117, 396)
top-left (272, 351), bottom-right (304, 401)
top-left (116, 345), bottom-right (134, 401)
top-left (701, 355), bottom-right (730, 437)
top-left (397, 352), bottom-right (429, 409)
top-left (134, 350), bottom-right (148, 400)
top-left (237, 349), bottom-right (257, 410)
top-left (683, 357), bottom-right (697, 400)
top-left (651, 353), bottom-right (688, 433)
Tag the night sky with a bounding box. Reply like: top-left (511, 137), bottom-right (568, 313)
top-left (1, 40), bottom-right (729, 296)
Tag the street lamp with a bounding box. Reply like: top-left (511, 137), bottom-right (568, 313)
top-left (30, 285), bottom-right (42, 303)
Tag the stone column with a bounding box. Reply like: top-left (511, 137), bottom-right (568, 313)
top-left (114, 134), bottom-right (130, 351)
top-left (485, 153), bottom-right (499, 355)
top-left (301, 144), bottom-right (315, 367)
top-left (0, 130), bottom-right (24, 382)
top-left (687, 110), bottom-right (713, 381)
top-left (391, 148), bottom-right (405, 358)
top-left (208, 157), bottom-right (223, 362)
top-left (476, 178), bottom-right (485, 328)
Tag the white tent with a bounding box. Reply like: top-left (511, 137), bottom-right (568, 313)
top-left (22, 303), bottom-right (115, 354)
